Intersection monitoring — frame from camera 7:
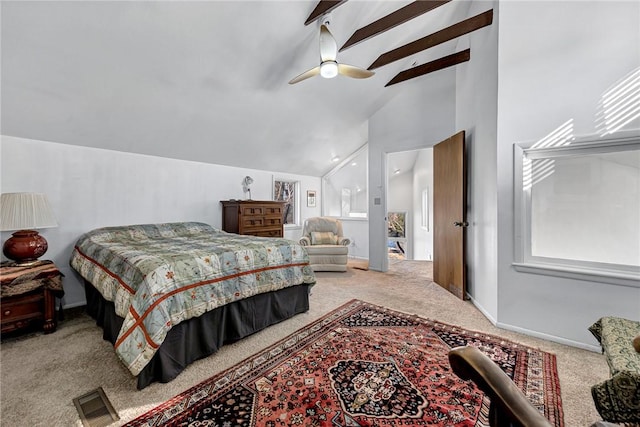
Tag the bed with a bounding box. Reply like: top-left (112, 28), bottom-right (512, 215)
top-left (70, 222), bottom-right (315, 389)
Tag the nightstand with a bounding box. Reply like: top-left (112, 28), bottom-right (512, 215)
top-left (0, 260), bottom-right (64, 335)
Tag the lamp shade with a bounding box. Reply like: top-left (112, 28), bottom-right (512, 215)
top-left (0, 193), bottom-right (58, 231)
top-left (242, 176), bottom-right (254, 188)
top-left (242, 176), bottom-right (254, 200)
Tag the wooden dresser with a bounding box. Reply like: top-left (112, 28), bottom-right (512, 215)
top-left (220, 200), bottom-right (286, 237)
top-left (1, 260), bottom-right (64, 335)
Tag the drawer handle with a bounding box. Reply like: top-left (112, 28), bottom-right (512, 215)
top-left (4, 310), bottom-right (11, 316)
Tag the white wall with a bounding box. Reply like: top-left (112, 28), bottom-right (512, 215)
top-left (412, 149), bottom-right (434, 260)
top-left (368, 71), bottom-right (457, 271)
top-left (455, 0), bottom-right (499, 320)
top-left (495, 1), bottom-right (640, 349)
top-left (340, 219), bottom-right (369, 260)
top-left (388, 173), bottom-right (413, 210)
top-left (0, 136), bottom-right (322, 308)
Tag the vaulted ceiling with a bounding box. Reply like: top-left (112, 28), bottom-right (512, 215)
top-left (1, 1), bottom-right (493, 176)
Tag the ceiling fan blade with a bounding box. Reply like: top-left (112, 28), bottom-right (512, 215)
top-left (319, 24), bottom-right (338, 62)
top-left (337, 63), bottom-right (375, 79)
top-left (288, 66), bottom-right (321, 84)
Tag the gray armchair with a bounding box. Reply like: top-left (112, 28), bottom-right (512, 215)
top-left (299, 217), bottom-right (350, 272)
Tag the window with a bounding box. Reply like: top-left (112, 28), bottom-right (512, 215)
top-left (421, 188), bottom-right (429, 231)
top-left (273, 179), bottom-right (299, 227)
top-left (513, 131), bottom-right (640, 287)
top-left (323, 145), bottom-right (368, 219)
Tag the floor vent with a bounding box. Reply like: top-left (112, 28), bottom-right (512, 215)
top-left (73, 387), bottom-right (120, 427)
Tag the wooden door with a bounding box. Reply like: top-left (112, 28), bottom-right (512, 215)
top-left (433, 131), bottom-right (467, 299)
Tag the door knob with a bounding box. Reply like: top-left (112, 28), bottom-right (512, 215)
top-left (454, 221), bottom-right (469, 227)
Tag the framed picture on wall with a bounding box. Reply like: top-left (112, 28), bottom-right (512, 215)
top-left (307, 190), bottom-right (317, 207)
top-left (388, 211), bottom-right (406, 238)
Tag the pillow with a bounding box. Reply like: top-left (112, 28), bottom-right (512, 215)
top-left (310, 231), bottom-right (338, 245)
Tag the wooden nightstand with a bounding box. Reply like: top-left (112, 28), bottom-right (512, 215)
top-left (0, 260), bottom-right (64, 335)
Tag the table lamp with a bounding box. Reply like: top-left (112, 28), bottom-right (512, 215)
top-left (0, 192), bottom-right (58, 265)
top-left (242, 176), bottom-right (254, 200)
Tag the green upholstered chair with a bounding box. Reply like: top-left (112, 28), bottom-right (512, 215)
top-left (588, 316), bottom-right (640, 424)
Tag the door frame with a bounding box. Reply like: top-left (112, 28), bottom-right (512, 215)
top-left (378, 132), bottom-right (467, 288)
top-left (380, 143), bottom-right (434, 271)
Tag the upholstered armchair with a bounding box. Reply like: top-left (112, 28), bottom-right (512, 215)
top-left (299, 217), bottom-right (350, 272)
top-left (588, 317), bottom-right (640, 424)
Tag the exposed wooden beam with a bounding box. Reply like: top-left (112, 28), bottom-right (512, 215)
top-left (340, 0), bottom-right (451, 51)
top-left (370, 9), bottom-right (492, 70)
top-left (304, 1), bottom-right (348, 26)
top-left (385, 49), bottom-right (470, 87)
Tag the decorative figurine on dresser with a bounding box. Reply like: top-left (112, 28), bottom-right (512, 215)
top-left (0, 261), bottom-right (64, 334)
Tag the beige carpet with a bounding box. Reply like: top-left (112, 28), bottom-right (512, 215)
top-left (1, 261), bottom-right (610, 426)
top-left (347, 258), bottom-right (369, 270)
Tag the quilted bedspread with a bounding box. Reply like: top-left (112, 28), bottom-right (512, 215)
top-left (70, 222), bottom-right (315, 376)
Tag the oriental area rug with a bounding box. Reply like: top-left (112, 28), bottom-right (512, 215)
top-left (124, 300), bottom-right (564, 427)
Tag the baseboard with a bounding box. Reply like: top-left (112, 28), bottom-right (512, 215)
top-left (467, 293), bottom-right (601, 353)
top-left (62, 300), bottom-right (87, 310)
top-left (495, 321), bottom-right (602, 353)
top-left (466, 293), bottom-right (498, 325)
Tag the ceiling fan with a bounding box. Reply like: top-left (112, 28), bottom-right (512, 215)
top-left (288, 22), bottom-right (375, 85)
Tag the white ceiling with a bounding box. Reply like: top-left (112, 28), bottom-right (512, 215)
top-left (388, 148), bottom-right (426, 178)
top-left (1, 1), bottom-right (476, 177)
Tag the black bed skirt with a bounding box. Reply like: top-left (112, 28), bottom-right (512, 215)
top-left (84, 281), bottom-right (311, 389)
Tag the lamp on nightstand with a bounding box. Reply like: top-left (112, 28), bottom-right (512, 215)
top-left (0, 193), bottom-right (58, 265)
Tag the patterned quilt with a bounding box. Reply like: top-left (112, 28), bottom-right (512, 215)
top-left (70, 222), bottom-right (315, 376)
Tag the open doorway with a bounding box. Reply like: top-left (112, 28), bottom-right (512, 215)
top-left (386, 148), bottom-right (433, 264)
top-left (388, 211), bottom-right (407, 260)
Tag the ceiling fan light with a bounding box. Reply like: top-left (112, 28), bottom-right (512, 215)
top-left (320, 61), bottom-right (338, 79)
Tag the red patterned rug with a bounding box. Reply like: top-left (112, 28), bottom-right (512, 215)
top-left (124, 299), bottom-right (564, 426)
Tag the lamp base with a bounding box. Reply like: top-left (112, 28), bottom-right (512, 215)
top-left (3, 230), bottom-right (49, 265)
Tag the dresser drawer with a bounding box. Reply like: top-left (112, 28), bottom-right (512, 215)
top-left (249, 228), bottom-right (283, 238)
top-left (1, 293), bottom-right (44, 323)
top-left (242, 218), bottom-right (283, 231)
top-left (263, 217), bottom-right (283, 227)
top-left (263, 206), bottom-right (283, 216)
top-left (242, 217), bottom-right (265, 228)
top-left (240, 206), bottom-right (265, 217)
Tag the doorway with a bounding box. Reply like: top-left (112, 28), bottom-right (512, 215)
top-left (386, 148), bottom-right (433, 264)
top-left (382, 131), bottom-right (467, 300)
